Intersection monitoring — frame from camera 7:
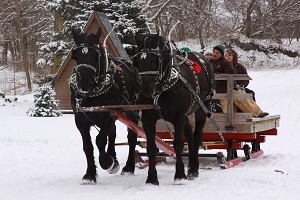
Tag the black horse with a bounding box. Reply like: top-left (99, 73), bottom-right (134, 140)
top-left (69, 28), bottom-right (139, 184)
top-left (133, 32), bottom-right (215, 185)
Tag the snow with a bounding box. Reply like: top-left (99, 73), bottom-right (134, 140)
top-left (1, 68), bottom-right (300, 200)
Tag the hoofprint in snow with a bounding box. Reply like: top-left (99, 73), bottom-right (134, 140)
top-left (1, 69), bottom-right (300, 200)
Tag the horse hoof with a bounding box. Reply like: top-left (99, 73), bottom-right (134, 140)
top-left (146, 180), bottom-right (159, 186)
top-left (173, 178), bottom-right (188, 185)
top-left (146, 177), bottom-right (159, 186)
top-left (121, 165), bottom-right (135, 175)
top-left (174, 173), bottom-right (187, 180)
top-left (81, 179), bottom-right (96, 185)
top-left (81, 175), bottom-right (96, 185)
top-left (107, 158), bottom-right (120, 174)
top-left (100, 155), bottom-right (114, 170)
top-left (121, 170), bottom-right (134, 176)
top-left (187, 174), bottom-right (195, 180)
top-left (187, 171), bottom-right (199, 180)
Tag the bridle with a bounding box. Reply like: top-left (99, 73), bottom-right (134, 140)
top-left (69, 43), bottom-right (114, 98)
top-left (73, 44), bottom-right (104, 85)
top-left (136, 37), bottom-right (172, 86)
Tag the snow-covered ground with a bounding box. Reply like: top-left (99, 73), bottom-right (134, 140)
top-left (1, 68), bottom-right (299, 200)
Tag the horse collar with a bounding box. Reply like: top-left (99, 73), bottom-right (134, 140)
top-left (153, 67), bottom-right (180, 105)
top-left (69, 71), bottom-right (114, 98)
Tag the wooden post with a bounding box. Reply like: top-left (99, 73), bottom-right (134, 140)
top-left (227, 74), bottom-right (234, 125)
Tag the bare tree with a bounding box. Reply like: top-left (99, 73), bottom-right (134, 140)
top-left (245, 0), bottom-right (256, 37)
top-left (0, 0), bottom-right (53, 92)
top-left (15, 0), bottom-right (31, 91)
top-left (142, 0), bottom-right (226, 48)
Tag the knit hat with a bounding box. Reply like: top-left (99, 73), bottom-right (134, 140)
top-left (213, 44), bottom-right (225, 56)
top-left (180, 47), bottom-right (191, 52)
top-left (204, 49), bottom-right (213, 55)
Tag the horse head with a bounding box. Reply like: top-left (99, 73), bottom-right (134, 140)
top-left (134, 32), bottom-right (171, 98)
top-left (71, 28), bottom-right (106, 93)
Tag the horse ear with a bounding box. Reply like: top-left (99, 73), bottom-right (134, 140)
top-left (89, 28), bottom-right (101, 45)
top-left (72, 29), bottom-right (80, 45)
top-left (135, 32), bottom-right (142, 49)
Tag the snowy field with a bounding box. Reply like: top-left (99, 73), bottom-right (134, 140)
top-left (1, 69), bottom-right (300, 200)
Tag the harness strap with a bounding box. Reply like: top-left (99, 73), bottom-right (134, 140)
top-left (177, 74), bottom-right (225, 143)
top-left (108, 58), bottom-right (140, 121)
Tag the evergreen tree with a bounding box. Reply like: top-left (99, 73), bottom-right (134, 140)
top-left (38, 0), bottom-right (147, 72)
top-left (92, 0), bottom-right (148, 56)
top-left (27, 84), bottom-right (62, 117)
top-left (37, 0), bottom-right (76, 72)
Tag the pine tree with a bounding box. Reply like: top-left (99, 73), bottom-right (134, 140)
top-left (37, 0), bottom-right (81, 72)
top-left (92, 0), bottom-right (148, 56)
top-left (27, 84), bottom-right (62, 117)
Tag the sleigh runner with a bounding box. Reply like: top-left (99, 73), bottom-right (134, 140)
top-left (79, 74), bottom-right (280, 169)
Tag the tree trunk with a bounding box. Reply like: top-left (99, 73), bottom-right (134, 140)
top-left (1, 41), bottom-right (8, 65)
top-left (198, 28), bottom-right (205, 49)
top-left (245, 0), bottom-right (256, 38)
top-left (15, 1), bottom-right (32, 91)
top-left (51, 11), bottom-right (65, 74)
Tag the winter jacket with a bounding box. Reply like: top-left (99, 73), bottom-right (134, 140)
top-left (211, 56), bottom-right (234, 93)
top-left (234, 63), bottom-right (249, 87)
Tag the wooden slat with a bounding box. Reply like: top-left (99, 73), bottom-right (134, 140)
top-left (209, 113), bottom-right (253, 122)
top-left (203, 123), bottom-right (254, 133)
top-left (213, 93), bottom-right (253, 100)
top-left (251, 115), bottom-right (280, 132)
top-left (251, 114), bottom-right (280, 123)
top-left (155, 113), bottom-right (254, 133)
top-left (215, 74), bottom-right (252, 81)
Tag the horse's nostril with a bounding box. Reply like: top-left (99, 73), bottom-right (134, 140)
top-left (150, 89), bottom-right (155, 95)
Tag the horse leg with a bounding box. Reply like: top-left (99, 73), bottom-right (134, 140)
top-left (76, 119), bottom-right (97, 183)
top-left (106, 122), bottom-right (120, 174)
top-left (143, 111), bottom-right (159, 185)
top-left (190, 109), bottom-right (207, 178)
top-left (121, 112), bottom-right (138, 175)
top-left (183, 118), bottom-right (196, 180)
top-left (95, 121), bottom-right (115, 173)
top-left (173, 115), bottom-right (187, 183)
